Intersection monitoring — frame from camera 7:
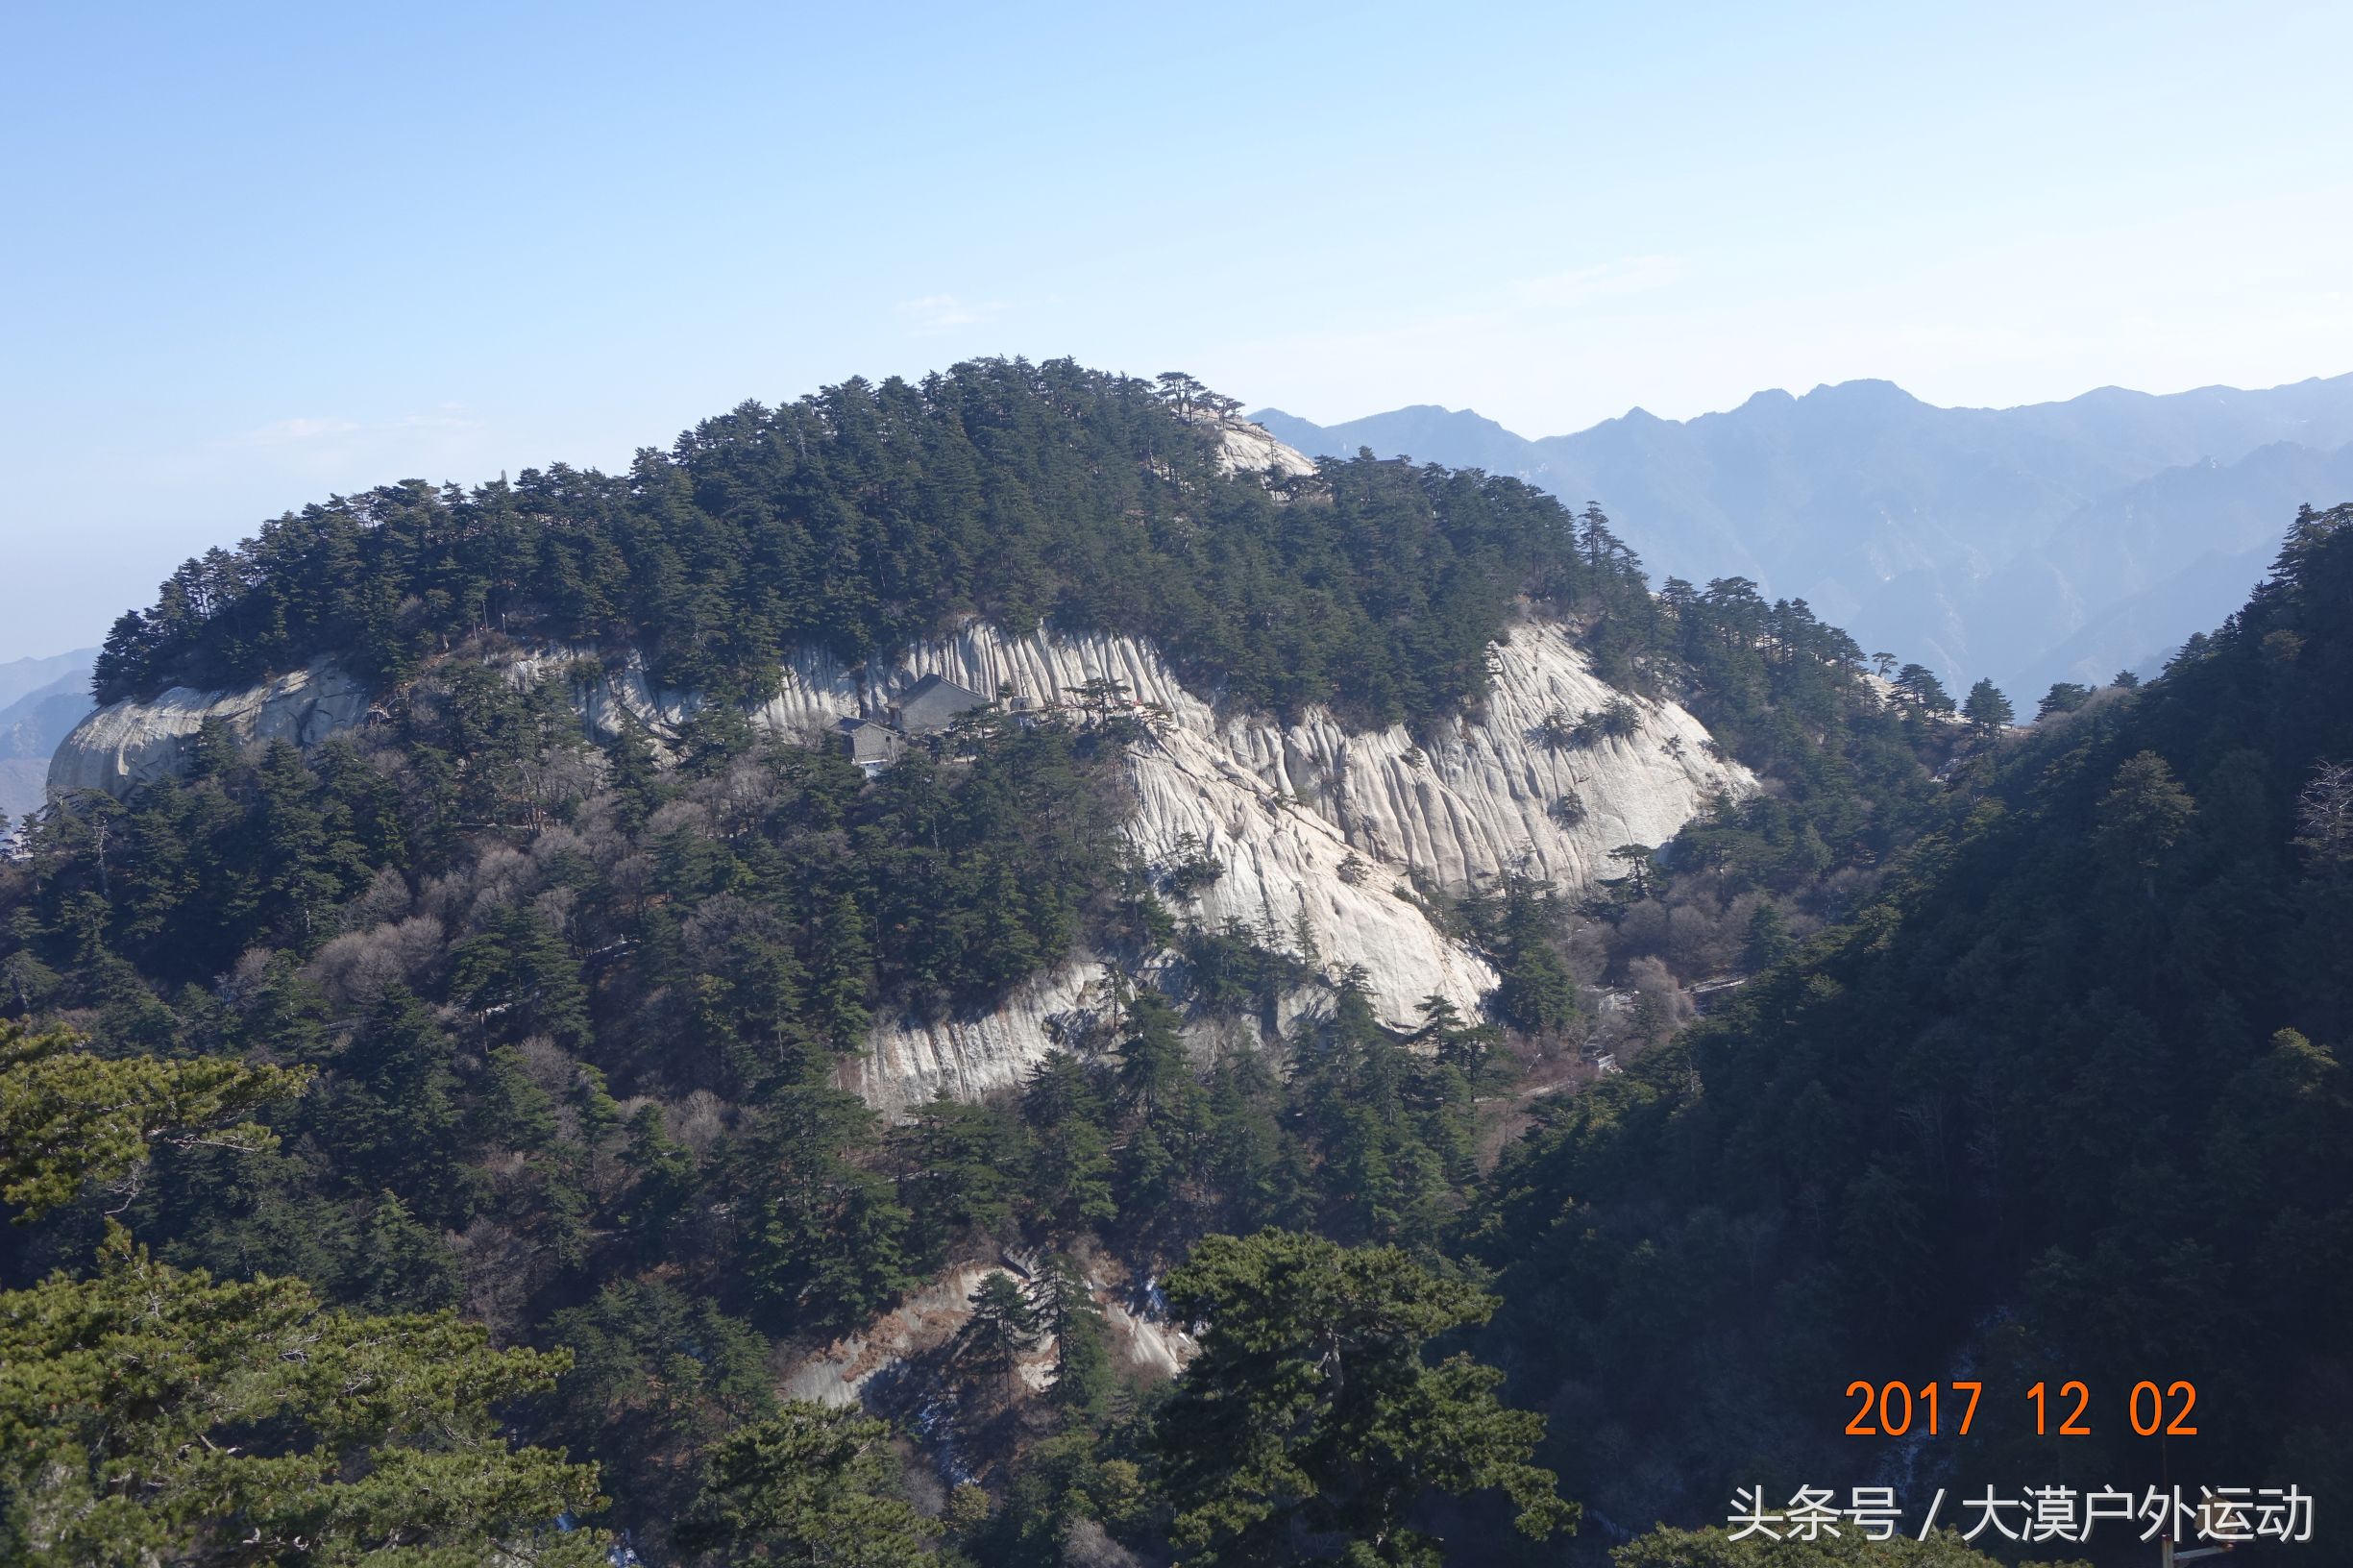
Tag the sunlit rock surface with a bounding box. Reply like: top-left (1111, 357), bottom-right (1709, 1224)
top-left (47, 660), bottom-right (370, 797)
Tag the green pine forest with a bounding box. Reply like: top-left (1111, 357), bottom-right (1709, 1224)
top-left (3, 360), bottom-right (2348, 1567)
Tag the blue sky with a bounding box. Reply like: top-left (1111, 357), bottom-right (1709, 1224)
top-left (5, 0), bottom-right (2350, 661)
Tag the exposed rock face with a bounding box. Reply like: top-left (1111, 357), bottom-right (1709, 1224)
top-left (1209, 414), bottom-right (1318, 478)
top-left (777, 1256), bottom-right (1193, 1423)
top-left (52, 625), bottom-right (1748, 1111)
top-left (777, 1265), bottom-right (998, 1409)
top-left (844, 959), bottom-right (1118, 1119)
top-left (46, 660), bottom-right (371, 798)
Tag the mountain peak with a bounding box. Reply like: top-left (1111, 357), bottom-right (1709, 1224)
top-left (1799, 378), bottom-right (1919, 405)
top-left (1246, 404), bottom-right (1537, 471)
top-left (1251, 403), bottom-right (1520, 435)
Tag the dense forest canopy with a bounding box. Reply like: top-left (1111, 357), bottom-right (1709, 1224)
top-left (90, 359), bottom-right (1654, 734)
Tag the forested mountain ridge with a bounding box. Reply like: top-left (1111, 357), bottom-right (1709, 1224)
top-left (18, 358), bottom-right (2337, 1566)
top-left (30, 359), bottom-right (1916, 1125)
top-left (1470, 502), bottom-right (2353, 1546)
top-left (1256, 372), bottom-right (2353, 697)
top-left (86, 361), bottom-right (1652, 737)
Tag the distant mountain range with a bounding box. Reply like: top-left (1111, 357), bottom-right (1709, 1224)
top-left (1253, 374), bottom-right (2353, 699)
top-left (0, 649), bottom-right (94, 829)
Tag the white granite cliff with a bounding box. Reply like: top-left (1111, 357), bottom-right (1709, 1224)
top-left (46, 660), bottom-right (374, 796)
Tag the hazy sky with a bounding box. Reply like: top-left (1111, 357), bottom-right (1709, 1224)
top-left (6, 0), bottom-right (2350, 661)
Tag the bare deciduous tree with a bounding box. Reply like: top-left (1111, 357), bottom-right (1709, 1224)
top-left (2297, 758), bottom-right (2353, 867)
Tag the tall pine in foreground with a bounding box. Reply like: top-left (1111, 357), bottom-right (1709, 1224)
top-left (0, 1021), bottom-right (605, 1566)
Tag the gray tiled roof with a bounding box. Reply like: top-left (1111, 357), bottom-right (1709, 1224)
top-left (895, 673), bottom-right (990, 734)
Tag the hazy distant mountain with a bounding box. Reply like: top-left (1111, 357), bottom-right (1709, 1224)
top-left (1990, 439), bottom-right (2353, 695)
top-left (0, 648), bottom-right (94, 713)
top-left (0, 649), bottom-right (95, 827)
top-left (1257, 404), bottom-right (1541, 479)
top-left (1254, 373), bottom-right (2353, 700)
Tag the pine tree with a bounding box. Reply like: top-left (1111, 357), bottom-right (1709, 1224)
top-left (1154, 1229), bottom-right (1576, 1565)
top-left (1, 1018), bottom-right (305, 1224)
top-left (1961, 677), bottom-right (2013, 735)
top-left (601, 715), bottom-right (664, 832)
top-left (696, 928), bottom-right (814, 1090)
top-left (2097, 750), bottom-right (2196, 871)
top-left (1114, 988), bottom-right (1191, 1117)
top-left (811, 892), bottom-right (873, 1050)
top-left (960, 1269), bottom-right (1042, 1380)
top-left (0, 1226), bottom-right (607, 1568)
top-left (476, 1042), bottom-right (559, 1151)
top-left (735, 1085), bottom-right (911, 1333)
top-left (1743, 902), bottom-right (1795, 971)
top-left (317, 985), bottom-right (475, 1225)
top-left (674, 1402), bottom-right (941, 1565)
top-left (2036, 681), bottom-right (2093, 720)
top-left (1204, 1045), bottom-right (1286, 1229)
top-left (1022, 1051), bottom-right (1116, 1230)
top-left (892, 1090), bottom-right (1026, 1263)
top-left (1894, 664), bottom-right (1953, 712)
top-left (620, 1102), bottom-right (696, 1238)
top-left (250, 739), bottom-right (341, 946)
top-left (352, 1188), bottom-right (464, 1311)
top-left (1028, 1253), bottom-right (1114, 1419)
top-left (451, 903), bottom-right (589, 1045)
top-left (1492, 875), bottom-right (1579, 1034)
top-left (0, 1023), bottom-right (603, 1565)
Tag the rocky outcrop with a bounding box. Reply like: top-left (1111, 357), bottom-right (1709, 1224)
top-left (1210, 414), bottom-right (1318, 478)
top-left (778, 1265), bottom-right (1000, 1409)
top-left (46, 660), bottom-right (371, 798)
top-left (778, 1257), bottom-right (1192, 1413)
top-left (845, 959), bottom-right (1119, 1119)
top-left (820, 625), bottom-right (1727, 911)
